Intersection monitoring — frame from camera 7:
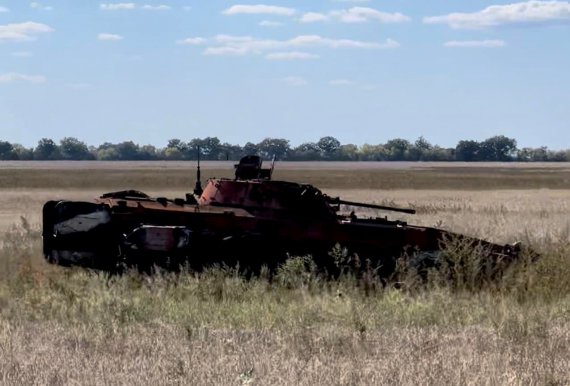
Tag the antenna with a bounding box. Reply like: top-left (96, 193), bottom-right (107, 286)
top-left (193, 145), bottom-right (203, 196)
top-left (269, 155), bottom-right (276, 179)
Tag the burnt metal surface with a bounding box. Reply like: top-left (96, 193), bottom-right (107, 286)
top-left (42, 156), bottom-right (523, 274)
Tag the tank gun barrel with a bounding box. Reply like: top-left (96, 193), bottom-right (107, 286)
top-left (332, 198), bottom-right (416, 215)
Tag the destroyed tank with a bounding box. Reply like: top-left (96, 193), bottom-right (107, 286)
top-left (42, 155), bottom-right (522, 274)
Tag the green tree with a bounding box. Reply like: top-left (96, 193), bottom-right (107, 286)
top-left (139, 145), bottom-right (158, 160)
top-left (188, 137), bottom-right (222, 160)
top-left (455, 140), bottom-right (480, 161)
top-left (292, 142), bottom-right (320, 160)
top-left (34, 138), bottom-right (60, 160)
top-left (164, 147), bottom-right (184, 160)
top-left (219, 143), bottom-right (242, 160)
top-left (360, 144), bottom-right (387, 161)
top-left (0, 141), bottom-right (17, 160)
top-left (257, 138), bottom-right (290, 160)
top-left (384, 138), bottom-right (410, 160)
top-left (338, 144), bottom-right (359, 160)
top-left (243, 142), bottom-right (259, 156)
top-left (408, 136), bottom-right (433, 161)
top-left (167, 139), bottom-right (187, 153)
top-left (115, 141), bottom-right (141, 160)
top-left (97, 147), bottom-right (120, 160)
top-left (59, 137), bottom-right (92, 160)
top-left (480, 136), bottom-right (517, 161)
top-left (317, 136), bottom-right (341, 159)
top-left (12, 144), bottom-right (34, 160)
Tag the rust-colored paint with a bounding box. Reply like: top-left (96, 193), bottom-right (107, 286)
top-left (42, 156), bottom-right (523, 273)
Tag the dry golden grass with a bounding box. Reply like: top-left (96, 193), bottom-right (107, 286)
top-left (1, 162), bottom-right (570, 385)
top-left (2, 161), bottom-right (570, 190)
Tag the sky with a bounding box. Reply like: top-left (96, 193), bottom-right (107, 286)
top-left (0, 1), bottom-right (569, 149)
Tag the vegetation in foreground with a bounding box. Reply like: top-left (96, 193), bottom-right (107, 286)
top-left (1, 165), bottom-right (569, 385)
top-left (1, 219), bottom-right (569, 385)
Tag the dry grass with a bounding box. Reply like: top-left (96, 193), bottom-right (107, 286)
top-left (2, 322), bottom-right (569, 385)
top-left (2, 161), bottom-right (570, 190)
top-left (1, 162), bottom-right (570, 385)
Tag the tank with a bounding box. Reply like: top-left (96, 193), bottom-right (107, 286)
top-left (42, 155), bottom-right (523, 274)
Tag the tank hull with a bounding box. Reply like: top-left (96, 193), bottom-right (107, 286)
top-left (42, 190), bottom-right (518, 274)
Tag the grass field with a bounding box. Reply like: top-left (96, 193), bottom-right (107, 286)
top-left (1, 162), bottom-right (569, 385)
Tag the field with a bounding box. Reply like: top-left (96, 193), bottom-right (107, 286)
top-left (1, 161), bottom-right (570, 385)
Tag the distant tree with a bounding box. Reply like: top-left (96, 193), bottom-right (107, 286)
top-left (219, 143), bottom-right (243, 160)
top-left (428, 146), bottom-right (454, 161)
top-left (360, 144), bottom-right (387, 161)
top-left (480, 136), bottom-right (517, 161)
top-left (166, 139), bottom-right (188, 155)
top-left (546, 150), bottom-right (568, 162)
top-left (188, 137), bottom-right (222, 160)
top-left (408, 136), bottom-right (433, 161)
top-left (12, 144), bottom-right (34, 160)
top-left (164, 147), bottom-right (184, 160)
top-left (338, 144), bottom-right (359, 161)
top-left (6, 134), bottom-right (560, 162)
top-left (138, 145), bottom-right (158, 160)
top-left (97, 147), bottom-right (120, 160)
top-left (97, 142), bottom-right (115, 151)
top-left (34, 138), bottom-right (60, 160)
top-left (455, 140), bottom-right (480, 161)
top-left (115, 141), bottom-right (140, 160)
top-left (384, 138), bottom-right (410, 160)
top-left (517, 147), bottom-right (548, 162)
top-left (257, 138), bottom-right (290, 160)
top-left (415, 136), bottom-right (432, 151)
top-left (292, 142), bottom-right (320, 160)
top-left (242, 142), bottom-right (259, 156)
top-left (59, 137), bottom-right (92, 160)
top-left (0, 141), bottom-right (17, 160)
top-left (317, 136), bottom-right (341, 159)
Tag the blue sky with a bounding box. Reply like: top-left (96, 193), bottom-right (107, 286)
top-left (0, 1), bottom-right (569, 149)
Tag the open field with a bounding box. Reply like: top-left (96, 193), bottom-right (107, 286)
top-left (1, 161), bottom-right (570, 190)
top-left (1, 162), bottom-right (570, 385)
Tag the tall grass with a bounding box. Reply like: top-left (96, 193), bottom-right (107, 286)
top-left (1, 162), bottom-right (570, 384)
top-left (1, 219), bottom-right (569, 384)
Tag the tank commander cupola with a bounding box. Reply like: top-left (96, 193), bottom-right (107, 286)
top-left (234, 155), bottom-right (274, 180)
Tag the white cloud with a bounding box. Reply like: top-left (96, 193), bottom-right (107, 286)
top-left (424, 1), bottom-right (570, 29)
top-left (223, 5), bottom-right (296, 16)
top-left (0, 72), bottom-right (46, 84)
top-left (142, 5), bottom-right (171, 11)
top-left (265, 51), bottom-right (319, 60)
top-left (329, 79), bottom-right (354, 86)
top-left (300, 12), bottom-right (329, 23)
top-left (100, 3), bottom-right (136, 11)
top-left (183, 6), bottom-right (192, 11)
top-left (0, 22), bottom-right (53, 42)
top-left (444, 39), bottom-right (506, 47)
top-left (30, 2), bottom-right (54, 11)
top-left (100, 3), bottom-right (171, 11)
top-left (176, 37), bottom-right (207, 45)
top-left (204, 46), bottom-right (250, 56)
top-left (259, 20), bottom-right (284, 27)
top-left (98, 33), bottom-right (124, 41)
top-left (0, 6), bottom-right (9, 12)
top-left (197, 34), bottom-right (399, 56)
top-left (301, 7), bottom-right (410, 23)
top-left (282, 76), bottom-right (307, 86)
top-left (11, 51), bottom-right (33, 57)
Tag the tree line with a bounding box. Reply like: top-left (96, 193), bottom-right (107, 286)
top-left (0, 135), bottom-right (568, 162)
